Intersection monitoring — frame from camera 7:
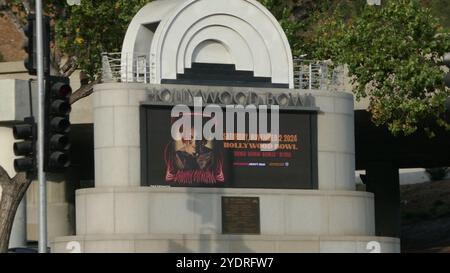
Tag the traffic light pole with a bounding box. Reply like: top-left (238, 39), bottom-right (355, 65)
top-left (36, 0), bottom-right (48, 254)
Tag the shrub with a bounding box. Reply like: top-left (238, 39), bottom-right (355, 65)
top-left (426, 167), bottom-right (449, 181)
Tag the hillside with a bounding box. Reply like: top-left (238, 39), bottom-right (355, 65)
top-left (0, 14), bottom-right (25, 62)
top-left (401, 180), bottom-right (450, 252)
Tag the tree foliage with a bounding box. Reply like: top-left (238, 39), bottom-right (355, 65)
top-left (311, 0), bottom-right (450, 136)
top-left (0, 0), bottom-right (152, 81)
top-left (259, 0), bottom-right (303, 56)
top-left (258, 0), bottom-right (370, 57)
top-left (426, 167), bottom-right (449, 181)
top-left (55, 0), bottom-right (152, 80)
top-left (424, 0), bottom-right (450, 30)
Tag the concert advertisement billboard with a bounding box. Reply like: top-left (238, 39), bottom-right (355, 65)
top-left (140, 105), bottom-right (318, 189)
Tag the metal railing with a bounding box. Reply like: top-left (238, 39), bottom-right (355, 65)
top-left (102, 52), bottom-right (151, 84)
top-left (293, 58), bottom-right (345, 91)
top-left (101, 52), bottom-right (346, 90)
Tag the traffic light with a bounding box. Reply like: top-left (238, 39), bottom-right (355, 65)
top-left (13, 117), bottom-right (37, 177)
top-left (23, 14), bottom-right (35, 75)
top-left (44, 76), bottom-right (72, 172)
top-left (444, 53), bottom-right (450, 88)
top-left (22, 14), bottom-right (50, 76)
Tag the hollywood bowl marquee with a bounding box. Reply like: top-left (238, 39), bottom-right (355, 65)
top-left (145, 86), bottom-right (316, 107)
top-left (52, 0), bottom-right (400, 253)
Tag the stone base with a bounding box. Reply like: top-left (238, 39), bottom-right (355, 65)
top-left (60, 187), bottom-right (401, 253)
top-left (74, 187), bottom-right (377, 237)
top-left (52, 234), bottom-right (400, 253)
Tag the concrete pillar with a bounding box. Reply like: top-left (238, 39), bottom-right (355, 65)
top-left (26, 177), bottom-right (74, 242)
top-left (9, 198), bottom-right (27, 248)
top-left (315, 91), bottom-right (356, 191)
top-left (93, 83), bottom-right (147, 188)
top-left (365, 162), bottom-right (401, 238)
top-left (0, 126), bottom-right (27, 248)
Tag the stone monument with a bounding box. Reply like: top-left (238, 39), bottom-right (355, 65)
top-left (53, 0), bottom-right (400, 253)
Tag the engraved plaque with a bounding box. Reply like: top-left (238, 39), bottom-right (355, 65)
top-left (222, 197), bottom-right (260, 234)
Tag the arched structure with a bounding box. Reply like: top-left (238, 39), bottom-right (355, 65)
top-left (121, 0), bottom-right (294, 88)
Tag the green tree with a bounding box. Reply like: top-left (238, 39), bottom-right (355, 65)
top-left (259, 0), bottom-right (336, 57)
top-left (55, 0), bottom-right (152, 82)
top-left (312, 0), bottom-right (450, 136)
top-left (259, 0), bottom-right (303, 56)
top-left (424, 0), bottom-right (450, 30)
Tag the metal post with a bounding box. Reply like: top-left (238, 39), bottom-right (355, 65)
top-left (309, 64), bottom-right (312, 90)
top-left (36, 0), bottom-right (48, 253)
top-left (126, 52), bottom-right (129, 83)
top-left (136, 56), bottom-right (139, 82)
top-left (144, 57), bottom-right (147, 84)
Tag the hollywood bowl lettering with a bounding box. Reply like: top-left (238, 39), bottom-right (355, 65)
top-left (146, 87), bottom-right (314, 107)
